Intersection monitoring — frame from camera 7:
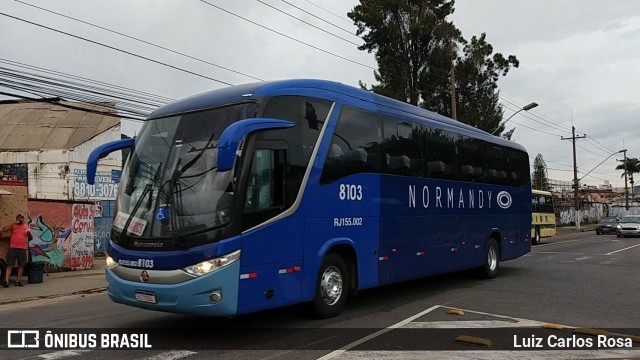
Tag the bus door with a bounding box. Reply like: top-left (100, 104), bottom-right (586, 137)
top-left (237, 139), bottom-right (307, 311)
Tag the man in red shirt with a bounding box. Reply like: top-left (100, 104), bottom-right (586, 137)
top-left (2, 213), bottom-right (32, 287)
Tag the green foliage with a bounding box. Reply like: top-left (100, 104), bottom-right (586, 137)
top-left (349, 0), bottom-right (518, 135)
top-left (615, 157), bottom-right (640, 191)
top-left (532, 153), bottom-right (551, 191)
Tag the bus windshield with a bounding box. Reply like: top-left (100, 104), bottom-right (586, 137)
top-left (115, 102), bottom-right (258, 239)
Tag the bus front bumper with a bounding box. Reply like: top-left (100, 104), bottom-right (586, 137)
top-left (105, 260), bottom-right (240, 317)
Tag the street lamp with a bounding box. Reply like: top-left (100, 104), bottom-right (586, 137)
top-left (491, 102), bottom-right (539, 135)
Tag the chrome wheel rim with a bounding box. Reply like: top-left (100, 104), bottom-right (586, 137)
top-left (320, 266), bottom-right (343, 306)
top-left (488, 246), bottom-right (498, 271)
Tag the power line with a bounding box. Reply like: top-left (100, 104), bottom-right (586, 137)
top-left (0, 67), bottom-right (163, 109)
top-left (256, 0), bottom-right (360, 46)
top-left (586, 135), bottom-right (618, 154)
top-left (302, 0), bottom-right (353, 25)
top-left (281, 0), bottom-right (358, 37)
top-left (199, 0), bottom-right (376, 71)
top-left (576, 143), bottom-right (611, 159)
top-left (501, 102), bottom-right (571, 134)
top-left (499, 94), bottom-right (572, 132)
top-left (508, 119), bottom-right (564, 137)
top-left (0, 58), bottom-right (174, 103)
top-left (12, 0), bottom-right (264, 82)
top-left (0, 12), bottom-right (236, 86)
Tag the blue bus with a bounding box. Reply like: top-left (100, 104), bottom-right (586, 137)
top-left (87, 79), bottom-right (532, 318)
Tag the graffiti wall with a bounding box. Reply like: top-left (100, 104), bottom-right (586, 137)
top-left (556, 203), bottom-right (607, 226)
top-left (71, 204), bottom-right (94, 270)
top-left (27, 201), bottom-right (95, 271)
top-left (27, 201), bottom-right (72, 269)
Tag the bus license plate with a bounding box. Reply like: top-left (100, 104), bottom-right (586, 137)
top-left (135, 290), bottom-right (156, 304)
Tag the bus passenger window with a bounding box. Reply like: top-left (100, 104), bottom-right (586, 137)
top-left (321, 107), bottom-right (383, 184)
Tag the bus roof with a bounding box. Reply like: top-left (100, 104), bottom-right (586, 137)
top-left (147, 79), bottom-right (527, 152)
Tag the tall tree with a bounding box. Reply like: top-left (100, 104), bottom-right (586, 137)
top-left (349, 0), bottom-right (461, 106)
top-left (349, 0), bottom-right (518, 135)
top-left (532, 154), bottom-right (551, 191)
top-left (450, 33), bottom-right (519, 134)
top-left (615, 157), bottom-right (640, 196)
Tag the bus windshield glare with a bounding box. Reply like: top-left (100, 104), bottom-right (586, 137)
top-left (115, 102), bottom-right (258, 240)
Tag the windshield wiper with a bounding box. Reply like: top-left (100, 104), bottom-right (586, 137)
top-left (118, 164), bottom-right (162, 245)
top-left (160, 132), bottom-right (218, 246)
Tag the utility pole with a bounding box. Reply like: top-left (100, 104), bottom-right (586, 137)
top-left (450, 65), bottom-right (457, 120)
top-left (617, 150), bottom-right (629, 210)
top-left (561, 126), bottom-right (586, 229)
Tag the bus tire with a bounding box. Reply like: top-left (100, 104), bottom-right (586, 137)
top-left (533, 227), bottom-right (541, 245)
top-left (312, 253), bottom-right (349, 319)
top-left (480, 238), bottom-right (500, 279)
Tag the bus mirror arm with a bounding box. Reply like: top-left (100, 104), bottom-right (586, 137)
top-left (86, 138), bottom-right (135, 184)
top-left (217, 118), bottom-right (295, 172)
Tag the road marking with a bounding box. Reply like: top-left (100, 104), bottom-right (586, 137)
top-left (316, 305), bottom-right (440, 360)
top-left (39, 351), bottom-right (92, 360)
top-left (317, 306), bottom-right (640, 360)
top-left (139, 350), bottom-right (197, 360)
top-left (574, 256), bottom-right (592, 261)
top-left (537, 251), bottom-right (584, 254)
top-left (402, 319), bottom-right (546, 328)
top-left (332, 350), bottom-right (640, 359)
top-left (534, 238), bottom-right (585, 247)
top-left (605, 243), bottom-right (640, 255)
top-left (261, 336), bottom-right (339, 360)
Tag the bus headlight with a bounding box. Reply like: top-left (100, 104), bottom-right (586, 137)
top-left (183, 250), bottom-right (241, 277)
top-left (106, 255), bottom-right (119, 269)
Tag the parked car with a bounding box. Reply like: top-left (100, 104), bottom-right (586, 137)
top-left (596, 216), bottom-right (619, 235)
top-left (616, 215), bottom-right (640, 238)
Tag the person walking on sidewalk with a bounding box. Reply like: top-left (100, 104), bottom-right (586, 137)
top-left (1, 213), bottom-right (32, 287)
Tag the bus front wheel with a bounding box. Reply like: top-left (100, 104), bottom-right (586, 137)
top-left (480, 238), bottom-right (500, 279)
top-left (312, 253), bottom-right (349, 319)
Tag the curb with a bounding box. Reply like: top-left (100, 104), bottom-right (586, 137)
top-left (0, 287), bottom-right (107, 305)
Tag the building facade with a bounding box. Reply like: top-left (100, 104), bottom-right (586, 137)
top-left (0, 99), bottom-right (121, 271)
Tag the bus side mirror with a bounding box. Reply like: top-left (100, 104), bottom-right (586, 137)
top-left (217, 118), bottom-right (295, 172)
top-left (86, 138), bottom-right (135, 184)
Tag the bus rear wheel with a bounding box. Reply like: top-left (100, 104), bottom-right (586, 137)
top-left (479, 238), bottom-right (500, 279)
top-left (312, 253), bottom-right (349, 319)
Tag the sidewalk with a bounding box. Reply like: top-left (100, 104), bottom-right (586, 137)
top-left (0, 258), bottom-right (107, 305)
top-left (556, 224), bottom-right (597, 236)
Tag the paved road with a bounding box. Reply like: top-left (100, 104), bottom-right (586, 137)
top-left (1, 232), bottom-right (639, 359)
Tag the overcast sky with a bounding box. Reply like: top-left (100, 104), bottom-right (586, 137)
top-left (1, 0), bottom-right (639, 188)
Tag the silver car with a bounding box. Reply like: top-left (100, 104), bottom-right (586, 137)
top-left (616, 215), bottom-right (640, 238)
